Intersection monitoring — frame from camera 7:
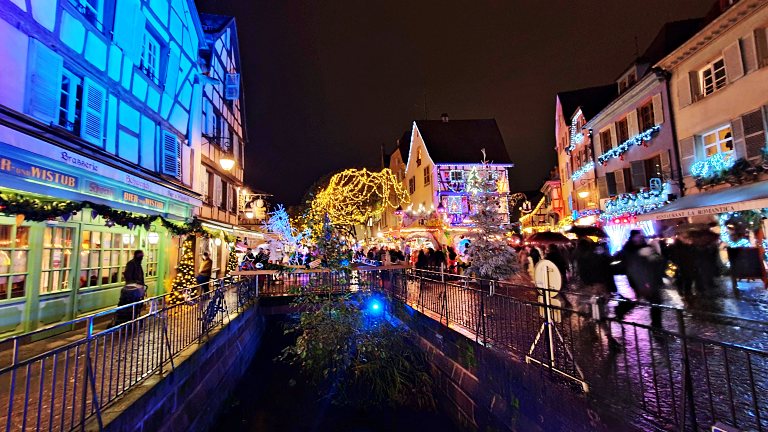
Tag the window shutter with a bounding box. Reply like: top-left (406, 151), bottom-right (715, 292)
top-left (164, 43), bottom-right (180, 96)
top-left (161, 130), bottom-right (180, 178)
top-left (609, 124), bottom-right (617, 147)
top-left (614, 169), bottom-right (626, 194)
top-left (630, 160), bottom-right (646, 190)
top-left (755, 28), bottom-right (768, 67)
top-left (660, 149), bottom-right (671, 180)
top-left (627, 109), bottom-right (639, 137)
top-left (679, 136), bottom-right (696, 176)
top-left (742, 33), bottom-right (759, 73)
top-left (741, 109), bottom-right (766, 160)
top-left (593, 132), bottom-right (602, 156)
top-left (130, 9), bottom-right (147, 65)
top-left (80, 78), bottom-right (106, 146)
top-left (677, 74), bottom-right (692, 107)
top-left (596, 176), bottom-right (608, 199)
top-left (652, 94), bottom-right (664, 125)
top-left (723, 41), bottom-right (745, 82)
top-left (26, 40), bottom-right (63, 124)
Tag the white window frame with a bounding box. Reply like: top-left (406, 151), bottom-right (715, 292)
top-left (141, 31), bottom-right (161, 84)
top-left (58, 69), bottom-right (82, 132)
top-left (701, 125), bottom-right (734, 159)
top-left (71, 0), bottom-right (104, 30)
top-left (700, 58), bottom-right (726, 96)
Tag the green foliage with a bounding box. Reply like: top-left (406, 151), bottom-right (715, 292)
top-left (169, 236), bottom-right (196, 304)
top-left (278, 219), bottom-right (435, 411)
top-left (465, 161), bottom-right (519, 280)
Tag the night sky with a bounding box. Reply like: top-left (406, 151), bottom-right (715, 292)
top-left (195, 0), bottom-right (712, 205)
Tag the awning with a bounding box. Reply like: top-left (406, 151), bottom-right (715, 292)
top-left (637, 182), bottom-right (768, 221)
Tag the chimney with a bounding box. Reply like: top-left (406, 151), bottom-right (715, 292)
top-left (441, 113), bottom-right (449, 123)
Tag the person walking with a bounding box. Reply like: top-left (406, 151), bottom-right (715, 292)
top-left (545, 244), bottom-right (569, 286)
top-left (116, 250), bottom-right (146, 326)
top-left (197, 252), bottom-right (213, 293)
top-left (615, 230), bottom-right (665, 329)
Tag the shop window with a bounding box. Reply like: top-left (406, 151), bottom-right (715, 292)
top-left (702, 125), bottom-right (733, 158)
top-left (0, 225), bottom-right (29, 300)
top-left (79, 230), bottom-right (141, 289)
top-left (144, 237), bottom-right (159, 278)
top-left (41, 227), bottom-right (74, 294)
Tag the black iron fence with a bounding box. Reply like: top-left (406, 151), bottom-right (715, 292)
top-left (0, 277), bottom-right (259, 432)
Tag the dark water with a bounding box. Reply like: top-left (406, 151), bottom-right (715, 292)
top-left (214, 317), bottom-right (461, 432)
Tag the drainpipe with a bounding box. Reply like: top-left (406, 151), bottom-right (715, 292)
top-left (656, 68), bottom-right (686, 198)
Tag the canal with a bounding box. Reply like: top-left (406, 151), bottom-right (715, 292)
top-left (213, 316), bottom-right (461, 432)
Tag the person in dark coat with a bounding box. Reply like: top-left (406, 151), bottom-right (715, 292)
top-left (415, 250), bottom-right (428, 269)
top-left (615, 230), bottom-right (665, 328)
top-left (116, 250), bottom-right (146, 326)
top-left (544, 244), bottom-right (568, 286)
top-left (528, 246), bottom-right (541, 266)
top-left (123, 250), bottom-right (145, 285)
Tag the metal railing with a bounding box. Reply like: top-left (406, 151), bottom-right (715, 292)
top-left (0, 276), bottom-right (259, 432)
top-left (384, 268), bottom-right (768, 432)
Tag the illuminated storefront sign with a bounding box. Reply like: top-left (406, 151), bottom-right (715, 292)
top-left (0, 156), bottom-right (79, 190)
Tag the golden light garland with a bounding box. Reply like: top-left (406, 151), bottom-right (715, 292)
top-left (518, 197), bottom-right (545, 225)
top-left (311, 168), bottom-right (410, 226)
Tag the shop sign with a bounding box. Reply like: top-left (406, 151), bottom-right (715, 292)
top-left (86, 181), bottom-right (115, 199)
top-left (122, 191), bottom-right (165, 211)
top-left (0, 156), bottom-right (78, 190)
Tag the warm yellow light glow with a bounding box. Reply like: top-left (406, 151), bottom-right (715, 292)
top-left (219, 157), bottom-right (235, 171)
top-left (577, 190), bottom-right (590, 199)
top-left (311, 168), bottom-right (410, 226)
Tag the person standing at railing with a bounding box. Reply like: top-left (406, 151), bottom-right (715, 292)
top-left (197, 252), bottom-right (213, 293)
top-left (115, 250), bottom-right (146, 327)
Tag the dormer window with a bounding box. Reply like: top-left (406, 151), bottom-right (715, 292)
top-left (416, 149), bottom-right (422, 167)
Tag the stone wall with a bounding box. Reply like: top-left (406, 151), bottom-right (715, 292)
top-left (392, 302), bottom-right (635, 432)
top-left (89, 306), bottom-right (265, 432)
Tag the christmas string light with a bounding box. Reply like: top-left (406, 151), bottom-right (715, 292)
top-left (597, 125), bottom-right (661, 164)
top-left (691, 153), bottom-right (734, 178)
top-left (311, 168), bottom-right (410, 226)
top-left (169, 236), bottom-right (197, 304)
top-left (600, 182), bottom-right (670, 221)
top-left (570, 161), bottom-right (594, 181)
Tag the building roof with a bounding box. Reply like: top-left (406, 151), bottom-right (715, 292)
top-left (556, 85), bottom-right (617, 121)
top-left (414, 119), bottom-right (512, 165)
top-left (638, 19), bottom-right (705, 66)
top-left (199, 13), bottom-right (234, 34)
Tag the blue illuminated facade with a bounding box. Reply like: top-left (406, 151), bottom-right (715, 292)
top-left (0, 0), bottom-right (212, 336)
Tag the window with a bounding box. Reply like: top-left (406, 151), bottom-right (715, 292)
top-left (79, 230), bottom-right (138, 289)
top-left (599, 129), bottom-right (613, 154)
top-left (627, 72), bottom-right (636, 87)
top-left (638, 101), bottom-right (655, 131)
top-left (408, 177), bottom-right (416, 194)
top-left (416, 149), bottom-right (422, 167)
top-left (220, 179), bottom-right (228, 211)
top-left (0, 224), bottom-right (29, 300)
top-left (644, 155), bottom-right (663, 184)
top-left (423, 166), bottom-right (431, 185)
top-left (702, 125), bottom-right (733, 158)
top-left (141, 32), bottom-right (161, 84)
top-left (700, 58), bottom-right (727, 96)
top-left (70, 0), bottom-right (103, 31)
top-left (616, 118), bottom-right (629, 144)
top-left (449, 170), bottom-right (464, 182)
top-left (41, 226), bottom-right (74, 294)
top-left (58, 69), bottom-right (83, 133)
top-left (201, 171), bottom-right (210, 203)
top-left (605, 172), bottom-right (617, 196)
top-left (144, 237), bottom-right (159, 278)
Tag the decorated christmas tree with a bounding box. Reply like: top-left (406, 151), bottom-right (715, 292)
top-left (465, 153), bottom-right (519, 280)
top-left (226, 246), bottom-right (238, 277)
top-left (169, 236), bottom-right (196, 303)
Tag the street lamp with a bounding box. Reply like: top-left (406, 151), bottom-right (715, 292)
top-left (219, 156), bottom-right (235, 171)
top-left (577, 190), bottom-right (590, 199)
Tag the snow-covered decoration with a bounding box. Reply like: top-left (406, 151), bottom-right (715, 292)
top-left (570, 161), bottom-right (594, 181)
top-left (597, 125), bottom-right (662, 164)
top-left (600, 182), bottom-right (670, 221)
top-left (691, 153), bottom-right (735, 178)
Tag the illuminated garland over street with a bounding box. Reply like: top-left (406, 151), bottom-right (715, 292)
top-left (311, 168), bottom-right (409, 226)
top-left (597, 125), bottom-right (661, 164)
top-left (572, 208), bottom-right (601, 220)
top-left (570, 161), bottom-right (594, 181)
top-left (600, 182), bottom-right (670, 221)
top-left (0, 193), bottom-right (233, 240)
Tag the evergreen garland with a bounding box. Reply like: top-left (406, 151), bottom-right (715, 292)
top-left (226, 246), bottom-right (238, 277)
top-left (0, 193), bottom-right (233, 240)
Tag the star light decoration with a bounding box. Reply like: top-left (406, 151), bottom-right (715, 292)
top-left (597, 125), bottom-right (661, 164)
top-left (311, 168), bottom-right (410, 226)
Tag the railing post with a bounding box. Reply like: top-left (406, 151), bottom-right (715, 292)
top-left (5, 338), bottom-right (19, 432)
top-left (676, 309), bottom-right (697, 431)
top-left (80, 316), bottom-right (103, 431)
